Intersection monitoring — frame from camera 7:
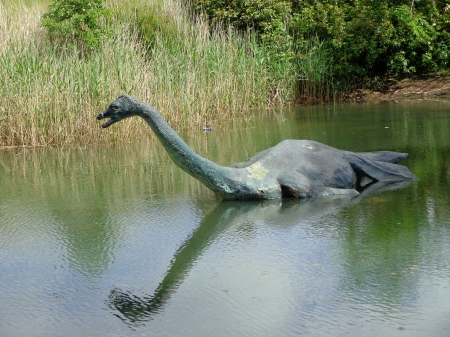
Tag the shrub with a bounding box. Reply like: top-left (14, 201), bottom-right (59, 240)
top-left (42, 0), bottom-right (110, 51)
top-left (191, 0), bottom-right (293, 57)
top-left (192, 0), bottom-right (450, 81)
top-left (135, 5), bottom-right (180, 53)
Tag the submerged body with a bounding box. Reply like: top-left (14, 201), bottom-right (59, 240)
top-left (97, 95), bottom-right (417, 200)
top-left (221, 139), bottom-right (416, 199)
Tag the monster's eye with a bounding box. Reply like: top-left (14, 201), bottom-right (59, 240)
top-left (111, 105), bottom-right (118, 110)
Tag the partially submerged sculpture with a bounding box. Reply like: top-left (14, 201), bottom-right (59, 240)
top-left (97, 95), bottom-right (417, 200)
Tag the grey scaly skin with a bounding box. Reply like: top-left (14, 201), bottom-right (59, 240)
top-left (97, 95), bottom-right (418, 200)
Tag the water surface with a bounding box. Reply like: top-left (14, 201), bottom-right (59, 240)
top-left (1, 101), bottom-right (450, 336)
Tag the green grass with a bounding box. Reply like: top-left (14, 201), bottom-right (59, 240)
top-left (0, 0), bottom-right (297, 147)
top-left (293, 35), bottom-right (354, 104)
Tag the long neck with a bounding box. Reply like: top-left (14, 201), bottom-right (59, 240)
top-left (136, 102), bottom-right (231, 193)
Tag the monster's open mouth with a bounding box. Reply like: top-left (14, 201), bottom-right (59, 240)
top-left (101, 119), bottom-right (116, 128)
top-left (96, 113), bottom-right (116, 128)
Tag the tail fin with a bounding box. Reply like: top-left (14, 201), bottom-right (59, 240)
top-left (355, 151), bottom-right (408, 164)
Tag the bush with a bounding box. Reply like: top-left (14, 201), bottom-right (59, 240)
top-left (192, 0), bottom-right (450, 81)
top-left (191, 0), bottom-right (293, 58)
top-left (42, 0), bottom-right (110, 51)
top-left (134, 5), bottom-right (180, 53)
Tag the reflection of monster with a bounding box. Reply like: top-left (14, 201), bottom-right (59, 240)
top-left (107, 180), bottom-right (412, 327)
top-left (97, 95), bottom-right (417, 200)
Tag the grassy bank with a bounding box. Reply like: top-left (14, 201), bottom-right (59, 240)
top-left (0, 0), bottom-right (297, 147)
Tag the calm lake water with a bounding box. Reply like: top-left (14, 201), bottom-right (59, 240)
top-left (1, 101), bottom-right (449, 337)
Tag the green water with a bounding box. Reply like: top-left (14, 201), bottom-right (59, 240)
top-left (1, 101), bottom-right (449, 336)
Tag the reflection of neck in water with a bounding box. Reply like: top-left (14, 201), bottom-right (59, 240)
top-left (107, 180), bottom-right (413, 327)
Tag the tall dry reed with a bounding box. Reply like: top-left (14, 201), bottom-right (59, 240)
top-left (0, 0), bottom-right (296, 147)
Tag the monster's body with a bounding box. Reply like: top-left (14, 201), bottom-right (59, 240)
top-left (97, 95), bottom-right (417, 200)
top-left (204, 139), bottom-right (415, 199)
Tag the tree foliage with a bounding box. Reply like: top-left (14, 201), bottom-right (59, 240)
top-left (191, 0), bottom-right (450, 78)
top-left (42, 0), bottom-right (110, 50)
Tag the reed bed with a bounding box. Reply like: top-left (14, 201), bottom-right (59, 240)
top-left (0, 0), bottom-right (297, 147)
top-left (294, 37), bottom-right (351, 104)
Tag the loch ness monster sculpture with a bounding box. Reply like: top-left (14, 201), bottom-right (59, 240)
top-left (97, 95), bottom-right (418, 200)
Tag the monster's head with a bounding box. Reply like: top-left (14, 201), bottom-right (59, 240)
top-left (97, 95), bottom-right (139, 128)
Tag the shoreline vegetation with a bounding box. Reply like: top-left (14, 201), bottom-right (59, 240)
top-left (1, 0), bottom-right (449, 148)
top-left (0, 0), bottom-right (296, 147)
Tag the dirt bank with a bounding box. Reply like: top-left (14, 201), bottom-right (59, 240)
top-left (350, 74), bottom-right (450, 103)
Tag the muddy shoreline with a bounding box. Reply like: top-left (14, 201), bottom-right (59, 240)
top-left (349, 74), bottom-right (450, 103)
